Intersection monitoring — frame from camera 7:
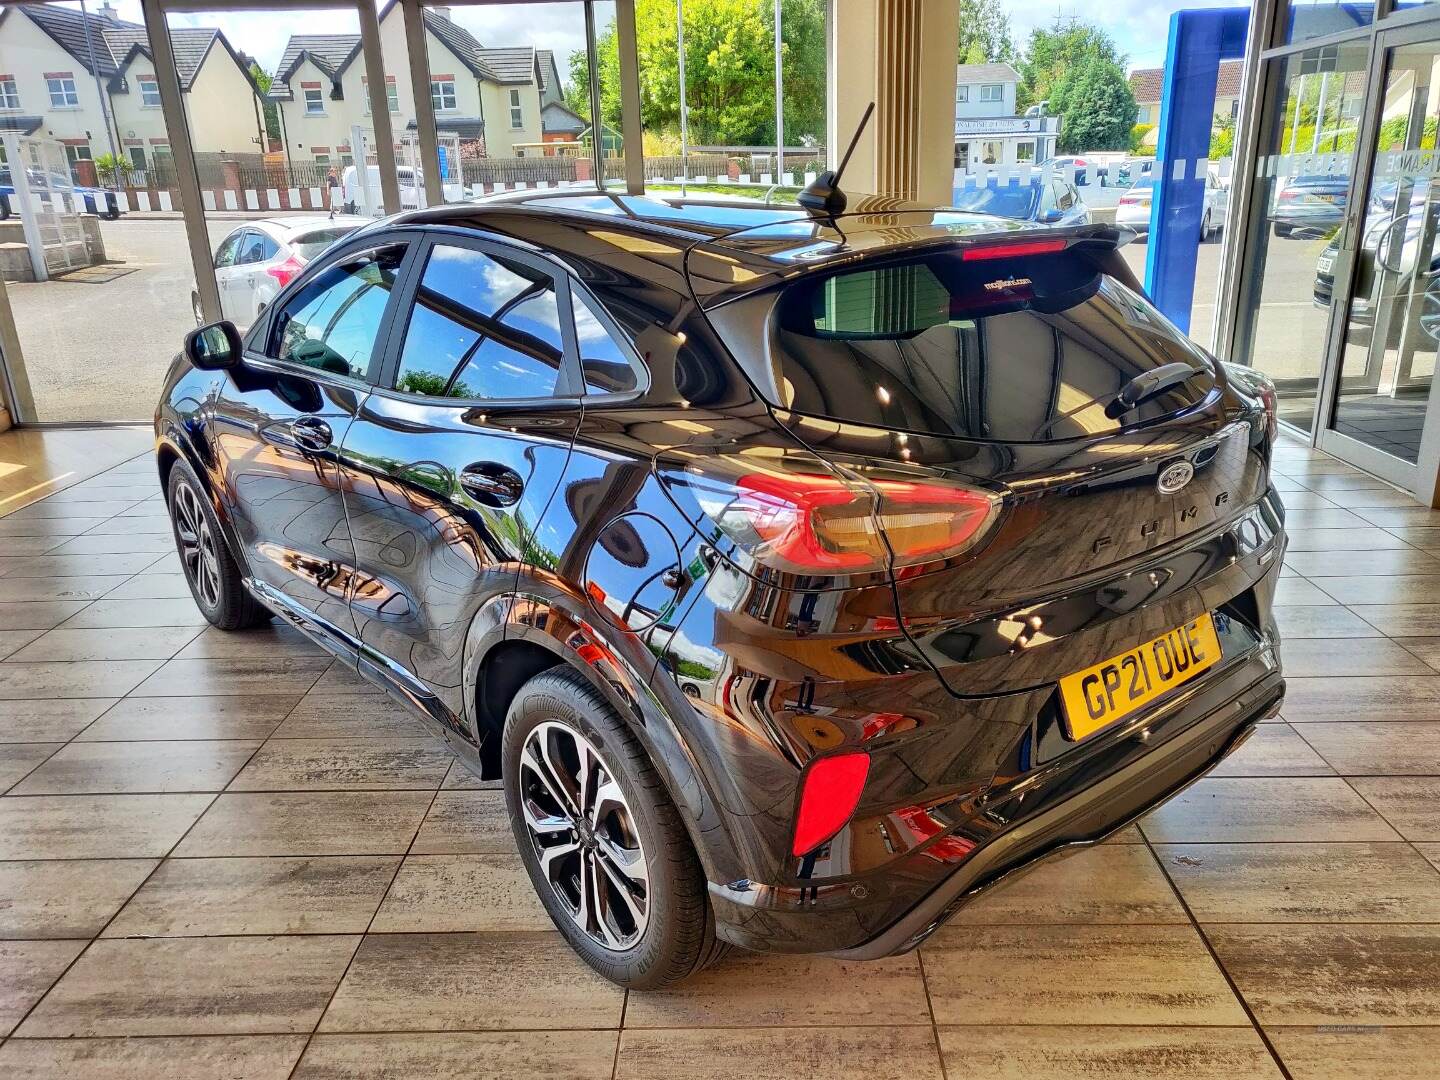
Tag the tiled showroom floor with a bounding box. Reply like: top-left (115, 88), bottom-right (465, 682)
top-left (0, 428), bottom-right (1438, 1079)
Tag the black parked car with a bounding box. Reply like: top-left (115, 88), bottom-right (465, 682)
top-left (156, 192), bottom-right (1286, 989)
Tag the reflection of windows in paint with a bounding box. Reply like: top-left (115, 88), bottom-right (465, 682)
top-left (1016, 141), bottom-right (1035, 163)
top-left (980, 84), bottom-right (1003, 103)
top-left (303, 84), bottom-right (324, 114)
top-left (0, 77), bottom-right (20, 110)
top-left (509, 89), bottom-right (524, 129)
top-left (47, 74), bottom-right (79, 108)
top-left (138, 75), bottom-right (161, 108)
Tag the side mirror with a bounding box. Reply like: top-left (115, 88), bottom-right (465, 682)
top-left (184, 321), bottom-right (242, 371)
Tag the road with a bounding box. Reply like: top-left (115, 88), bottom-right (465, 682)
top-left (5, 212), bottom-right (1322, 422)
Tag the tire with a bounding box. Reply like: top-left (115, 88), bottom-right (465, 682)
top-left (1200, 211), bottom-right (1213, 243)
top-left (503, 666), bottom-right (728, 989)
top-left (166, 459), bottom-right (269, 631)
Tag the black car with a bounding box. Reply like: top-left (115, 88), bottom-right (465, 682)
top-left (156, 191), bottom-right (1286, 989)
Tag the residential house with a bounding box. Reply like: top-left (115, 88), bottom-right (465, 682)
top-left (954, 61), bottom-right (1058, 170)
top-left (268, 2), bottom-right (566, 171)
top-left (1129, 60), bottom-right (1245, 127)
top-left (0, 1), bottom-right (265, 183)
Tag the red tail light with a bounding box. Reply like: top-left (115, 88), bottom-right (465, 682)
top-left (793, 751), bottom-right (870, 856)
top-left (696, 470), bottom-right (998, 575)
top-left (962, 238), bottom-right (1068, 261)
top-left (266, 254), bottom-right (305, 288)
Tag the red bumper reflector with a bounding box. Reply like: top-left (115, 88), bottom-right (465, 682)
top-left (792, 752), bottom-right (871, 857)
top-left (961, 238), bottom-right (1068, 261)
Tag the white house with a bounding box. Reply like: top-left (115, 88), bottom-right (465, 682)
top-left (269, 2), bottom-right (566, 170)
top-left (0, 1), bottom-right (265, 182)
top-left (954, 61), bottom-right (1059, 171)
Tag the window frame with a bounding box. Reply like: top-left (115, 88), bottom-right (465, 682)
top-left (47, 75), bottom-right (79, 109)
top-left (979, 83), bottom-right (1003, 103)
top-left (0, 77), bottom-right (20, 110)
top-left (509, 88), bottom-right (524, 129)
top-left (956, 85), bottom-right (969, 103)
top-left (246, 234), bottom-right (417, 389)
top-left (137, 75), bottom-right (162, 108)
top-left (302, 85), bottom-right (325, 115)
top-left (431, 76), bottom-right (457, 112)
top-left (372, 229), bottom-right (586, 409)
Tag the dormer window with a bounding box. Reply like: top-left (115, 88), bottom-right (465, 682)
top-left (303, 82), bottom-right (324, 114)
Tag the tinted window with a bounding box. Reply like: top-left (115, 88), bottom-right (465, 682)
top-left (574, 290), bottom-right (639, 395)
top-left (291, 226), bottom-right (358, 261)
top-left (214, 231), bottom-right (244, 268)
top-left (712, 249), bottom-right (1217, 442)
top-left (273, 245), bottom-right (405, 379)
top-left (394, 244), bottom-right (566, 400)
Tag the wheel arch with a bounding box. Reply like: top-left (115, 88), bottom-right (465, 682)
top-left (467, 584), bottom-right (744, 886)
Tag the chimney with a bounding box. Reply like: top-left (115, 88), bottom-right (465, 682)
top-left (432, 5), bottom-right (453, 20)
top-left (97, 1), bottom-right (120, 21)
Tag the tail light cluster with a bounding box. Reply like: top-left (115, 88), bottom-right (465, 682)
top-left (265, 254), bottom-right (306, 288)
top-left (792, 751), bottom-right (870, 856)
top-left (683, 456), bottom-right (999, 576)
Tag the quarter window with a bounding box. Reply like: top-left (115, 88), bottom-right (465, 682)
top-left (573, 291), bottom-right (639, 395)
top-left (273, 245), bottom-right (406, 379)
top-left (431, 76), bottom-right (457, 112)
top-left (47, 75), bottom-right (79, 108)
top-left (138, 75), bottom-right (161, 107)
top-left (0, 77), bottom-right (20, 110)
top-left (394, 243), bottom-right (566, 400)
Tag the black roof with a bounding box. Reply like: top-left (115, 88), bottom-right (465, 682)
top-left (383, 190), bottom-right (1096, 307)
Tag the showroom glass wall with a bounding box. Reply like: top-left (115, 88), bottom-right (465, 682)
top-left (1224, 0), bottom-right (1440, 502)
top-left (0, 0), bottom-right (631, 423)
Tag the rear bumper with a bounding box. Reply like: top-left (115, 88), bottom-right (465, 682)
top-left (827, 656), bottom-right (1282, 958)
top-left (708, 616), bottom-right (1284, 957)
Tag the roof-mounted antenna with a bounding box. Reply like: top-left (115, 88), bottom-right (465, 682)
top-left (797, 101), bottom-right (875, 219)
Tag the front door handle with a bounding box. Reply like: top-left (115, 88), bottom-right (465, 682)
top-left (459, 461), bottom-right (525, 507)
top-left (290, 415), bottom-right (333, 451)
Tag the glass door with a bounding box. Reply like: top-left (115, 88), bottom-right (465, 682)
top-left (1320, 25), bottom-right (1440, 493)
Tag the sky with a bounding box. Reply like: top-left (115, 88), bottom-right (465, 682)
top-left (70, 0), bottom-right (1230, 83)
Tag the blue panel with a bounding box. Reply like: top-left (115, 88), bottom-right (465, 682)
top-left (1145, 7), bottom-right (1250, 334)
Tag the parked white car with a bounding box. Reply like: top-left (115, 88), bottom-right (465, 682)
top-left (191, 215), bottom-right (369, 329)
top-left (1115, 172), bottom-right (1229, 242)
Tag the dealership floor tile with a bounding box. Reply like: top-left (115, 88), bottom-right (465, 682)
top-left (2, 428), bottom-right (1440, 1076)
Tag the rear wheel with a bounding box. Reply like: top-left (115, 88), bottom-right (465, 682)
top-left (502, 666), bottom-right (727, 989)
top-left (166, 460), bottom-right (269, 630)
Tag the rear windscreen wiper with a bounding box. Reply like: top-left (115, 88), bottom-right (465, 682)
top-left (1105, 363), bottom-right (1205, 419)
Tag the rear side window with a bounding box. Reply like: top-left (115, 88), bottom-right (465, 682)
top-left (393, 243), bottom-right (565, 400)
top-left (573, 290), bottom-right (639, 395)
top-left (291, 227), bottom-right (358, 261)
top-left (713, 246), bottom-right (1215, 442)
top-left (238, 231), bottom-right (278, 264)
top-left (272, 244), bottom-right (405, 379)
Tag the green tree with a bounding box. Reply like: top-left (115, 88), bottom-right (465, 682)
top-left (250, 63), bottom-right (280, 145)
top-left (566, 0), bottom-right (827, 149)
top-left (1050, 56), bottom-right (1138, 152)
top-left (1018, 17), bottom-right (1126, 111)
top-left (957, 0), bottom-right (1016, 65)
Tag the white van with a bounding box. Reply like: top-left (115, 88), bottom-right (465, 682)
top-left (341, 164), bottom-right (422, 215)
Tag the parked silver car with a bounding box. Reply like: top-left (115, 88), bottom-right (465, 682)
top-left (191, 215), bottom-right (369, 328)
top-left (1115, 173), bottom-right (1228, 242)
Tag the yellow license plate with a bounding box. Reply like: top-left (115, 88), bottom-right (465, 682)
top-left (1058, 613), bottom-right (1222, 741)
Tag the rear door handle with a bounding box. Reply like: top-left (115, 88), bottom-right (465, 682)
top-left (459, 461), bottom-right (525, 507)
top-left (290, 416), bottom-right (333, 451)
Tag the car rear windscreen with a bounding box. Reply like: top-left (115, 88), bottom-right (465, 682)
top-left (951, 184), bottom-right (1042, 219)
top-left (709, 246), bottom-right (1217, 443)
top-left (292, 227), bottom-right (359, 260)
